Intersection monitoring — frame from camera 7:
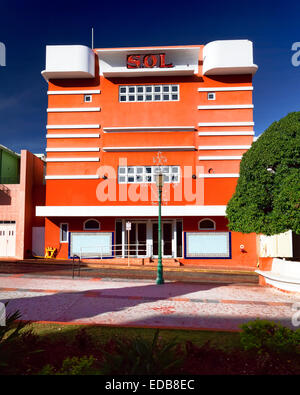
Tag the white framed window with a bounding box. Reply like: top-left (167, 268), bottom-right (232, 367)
top-left (118, 166), bottom-right (180, 184)
top-left (119, 84), bottom-right (180, 102)
top-left (83, 219), bottom-right (100, 230)
top-left (207, 92), bottom-right (216, 100)
top-left (84, 94), bottom-right (92, 103)
top-left (199, 218), bottom-right (216, 231)
top-left (60, 223), bottom-right (69, 243)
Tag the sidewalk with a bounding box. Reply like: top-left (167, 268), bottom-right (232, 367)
top-left (0, 271), bottom-right (299, 331)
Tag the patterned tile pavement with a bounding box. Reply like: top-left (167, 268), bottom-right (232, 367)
top-left (0, 273), bottom-right (299, 331)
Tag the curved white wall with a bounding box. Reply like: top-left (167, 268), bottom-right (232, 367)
top-left (203, 40), bottom-right (258, 75)
top-left (41, 45), bottom-right (95, 81)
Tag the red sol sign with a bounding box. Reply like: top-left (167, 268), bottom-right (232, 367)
top-left (127, 53), bottom-right (174, 69)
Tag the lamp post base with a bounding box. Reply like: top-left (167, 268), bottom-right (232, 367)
top-left (156, 259), bottom-right (164, 284)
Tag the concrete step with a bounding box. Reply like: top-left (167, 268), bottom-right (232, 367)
top-left (0, 260), bottom-right (259, 285)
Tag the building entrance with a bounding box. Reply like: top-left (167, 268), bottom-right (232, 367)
top-left (116, 219), bottom-right (182, 258)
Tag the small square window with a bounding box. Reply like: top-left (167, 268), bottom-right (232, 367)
top-left (172, 85), bottom-right (178, 92)
top-left (137, 95), bottom-right (143, 101)
top-left (120, 87), bottom-right (127, 93)
top-left (146, 86), bottom-right (152, 92)
top-left (154, 94), bottom-right (161, 101)
top-left (128, 86), bottom-right (135, 93)
top-left (84, 95), bottom-right (92, 103)
top-left (145, 95), bottom-right (152, 101)
top-left (172, 94), bottom-right (178, 100)
top-left (120, 95), bottom-right (126, 102)
top-left (119, 167), bottom-right (126, 174)
top-left (129, 95), bottom-right (135, 101)
top-left (163, 94), bottom-right (170, 101)
top-left (119, 176), bottom-right (126, 183)
top-left (163, 86), bottom-right (170, 92)
top-left (154, 86), bottom-right (161, 92)
top-left (137, 86), bottom-right (144, 93)
top-left (207, 92), bottom-right (216, 100)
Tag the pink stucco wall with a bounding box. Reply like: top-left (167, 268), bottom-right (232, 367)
top-left (0, 150), bottom-right (45, 259)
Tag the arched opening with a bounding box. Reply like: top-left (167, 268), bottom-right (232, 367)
top-left (83, 219), bottom-right (100, 230)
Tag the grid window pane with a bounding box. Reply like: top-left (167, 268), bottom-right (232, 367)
top-left (118, 166), bottom-right (180, 184)
top-left (119, 85), bottom-right (179, 102)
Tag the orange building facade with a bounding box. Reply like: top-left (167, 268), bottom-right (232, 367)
top-left (36, 40), bottom-right (258, 269)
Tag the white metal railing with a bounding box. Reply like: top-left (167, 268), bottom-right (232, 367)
top-left (79, 243), bottom-right (150, 261)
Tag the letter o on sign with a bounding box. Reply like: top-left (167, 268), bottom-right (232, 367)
top-left (143, 54), bottom-right (158, 68)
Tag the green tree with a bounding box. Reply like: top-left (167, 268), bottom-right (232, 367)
top-left (226, 111), bottom-right (300, 235)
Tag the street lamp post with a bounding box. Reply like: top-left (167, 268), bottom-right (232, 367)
top-left (156, 173), bottom-right (164, 285)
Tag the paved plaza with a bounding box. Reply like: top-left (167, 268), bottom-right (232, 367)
top-left (0, 272), bottom-right (299, 331)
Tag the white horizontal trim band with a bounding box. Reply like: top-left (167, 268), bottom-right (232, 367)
top-left (46, 158), bottom-right (100, 162)
top-left (198, 156), bottom-right (243, 160)
top-left (197, 105), bottom-right (253, 110)
top-left (46, 134), bottom-right (100, 138)
top-left (198, 145), bottom-right (251, 150)
top-left (198, 122), bottom-right (254, 127)
top-left (198, 131), bottom-right (254, 136)
top-left (199, 173), bottom-right (239, 178)
top-left (46, 148), bottom-right (100, 152)
top-left (103, 146), bottom-right (196, 152)
top-left (36, 205), bottom-right (227, 217)
top-left (103, 126), bottom-right (195, 132)
top-left (47, 107), bottom-right (101, 112)
top-left (198, 87), bottom-right (253, 92)
top-left (45, 175), bottom-right (100, 180)
top-left (46, 124), bottom-right (100, 130)
top-left (47, 90), bottom-right (101, 95)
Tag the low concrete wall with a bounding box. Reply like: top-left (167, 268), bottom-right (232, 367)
top-left (256, 258), bottom-right (300, 293)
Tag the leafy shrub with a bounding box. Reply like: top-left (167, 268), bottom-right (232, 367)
top-left (0, 302), bottom-right (34, 372)
top-left (101, 329), bottom-right (183, 375)
top-left (72, 328), bottom-right (93, 352)
top-left (240, 319), bottom-right (300, 355)
top-left (38, 356), bottom-right (98, 375)
top-left (0, 302), bottom-right (28, 344)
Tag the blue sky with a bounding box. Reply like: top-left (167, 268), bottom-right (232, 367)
top-left (0, 0), bottom-right (299, 153)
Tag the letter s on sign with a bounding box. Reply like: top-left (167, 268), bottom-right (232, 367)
top-left (291, 42), bottom-right (300, 67)
top-left (127, 55), bottom-right (141, 69)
